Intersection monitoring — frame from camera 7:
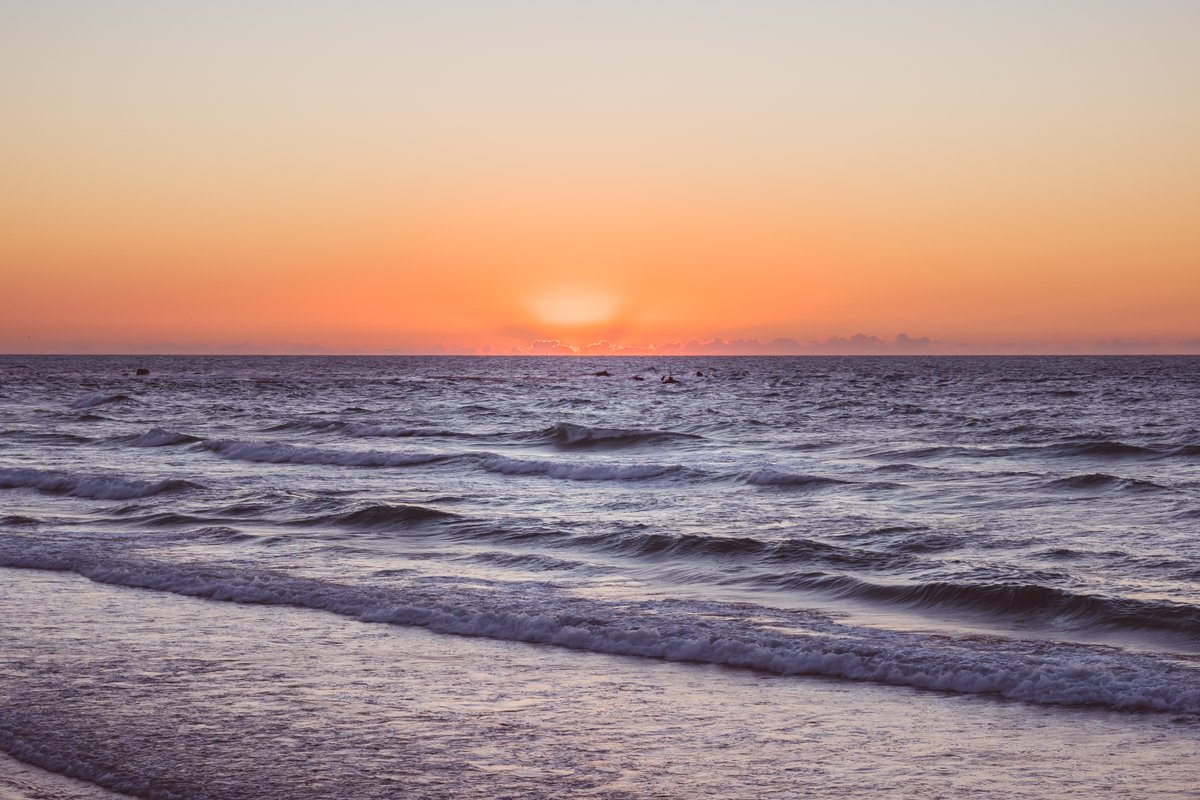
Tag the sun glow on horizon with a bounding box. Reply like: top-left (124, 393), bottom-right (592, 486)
top-left (525, 285), bottom-right (622, 329)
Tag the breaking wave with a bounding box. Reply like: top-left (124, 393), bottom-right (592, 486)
top-left (1, 538), bottom-right (1196, 716)
top-left (761, 572), bottom-right (1200, 639)
top-left (532, 422), bottom-right (702, 449)
top-left (297, 503), bottom-right (459, 530)
top-left (129, 428), bottom-right (202, 447)
top-left (202, 440), bottom-right (448, 468)
top-left (70, 392), bottom-right (134, 409)
top-left (0, 467), bottom-right (198, 500)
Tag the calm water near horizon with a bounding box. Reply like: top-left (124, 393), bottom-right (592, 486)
top-left (1, 355), bottom-right (1198, 798)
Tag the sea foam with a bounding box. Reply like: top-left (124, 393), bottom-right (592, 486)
top-left (1, 537), bottom-right (1197, 717)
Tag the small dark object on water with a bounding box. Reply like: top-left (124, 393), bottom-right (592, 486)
top-left (135, 368), bottom-right (150, 376)
top-left (661, 369), bottom-right (679, 384)
top-left (631, 375), bottom-right (645, 381)
top-left (593, 370), bottom-right (611, 377)
top-left (696, 371), bottom-right (704, 377)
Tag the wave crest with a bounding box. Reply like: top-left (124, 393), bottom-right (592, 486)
top-left (267, 419), bottom-right (461, 438)
top-left (536, 422), bottom-right (701, 449)
top-left (131, 428), bottom-right (202, 447)
top-left (203, 440), bottom-right (447, 468)
top-left (70, 392), bottom-right (133, 409)
top-left (744, 469), bottom-right (849, 489)
top-left (577, 530), bottom-right (905, 570)
top-left (2, 539), bottom-right (1197, 716)
top-left (0, 467), bottom-right (199, 500)
top-left (770, 573), bottom-right (1200, 638)
top-left (1048, 473), bottom-right (1167, 492)
top-left (479, 454), bottom-right (682, 482)
top-left (1055, 441), bottom-right (1157, 458)
top-left (299, 503), bottom-right (459, 530)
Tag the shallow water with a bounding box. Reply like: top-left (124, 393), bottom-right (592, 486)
top-left (4, 569), bottom-right (1198, 799)
top-left (1, 355), bottom-right (1199, 796)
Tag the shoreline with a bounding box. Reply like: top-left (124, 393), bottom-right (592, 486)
top-left (3, 568), bottom-right (1197, 799)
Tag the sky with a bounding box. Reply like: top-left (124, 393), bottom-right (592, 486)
top-left (2, 0), bottom-right (1198, 354)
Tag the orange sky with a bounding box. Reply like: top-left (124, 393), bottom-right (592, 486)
top-left (2, 1), bottom-right (1198, 354)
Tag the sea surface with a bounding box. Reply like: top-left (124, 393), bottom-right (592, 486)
top-left (1, 355), bottom-right (1198, 798)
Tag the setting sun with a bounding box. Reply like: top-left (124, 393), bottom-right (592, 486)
top-left (525, 285), bottom-right (621, 329)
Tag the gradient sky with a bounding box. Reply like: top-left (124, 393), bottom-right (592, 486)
top-left (3, 0), bottom-right (1198, 354)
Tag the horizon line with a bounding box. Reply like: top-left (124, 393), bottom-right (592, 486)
top-left (4, 352), bottom-right (1200, 358)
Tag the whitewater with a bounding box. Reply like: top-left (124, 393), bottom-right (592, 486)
top-left (1, 355), bottom-right (1198, 798)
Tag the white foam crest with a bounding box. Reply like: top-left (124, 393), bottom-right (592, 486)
top-left (70, 391), bottom-right (131, 409)
top-left (0, 467), bottom-right (195, 500)
top-left (203, 439), bottom-right (445, 468)
top-left (479, 454), bottom-right (680, 482)
top-left (5, 539), bottom-right (1197, 716)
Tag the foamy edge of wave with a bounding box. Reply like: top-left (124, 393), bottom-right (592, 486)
top-left (70, 391), bottom-right (134, 410)
top-left (2, 540), bottom-right (1198, 716)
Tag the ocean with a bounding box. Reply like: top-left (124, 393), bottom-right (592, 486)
top-left (1, 355), bottom-right (1197, 798)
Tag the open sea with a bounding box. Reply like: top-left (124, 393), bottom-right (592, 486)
top-left (1, 354), bottom-right (1198, 799)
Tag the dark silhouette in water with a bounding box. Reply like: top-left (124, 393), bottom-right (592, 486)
top-left (631, 375), bottom-right (645, 381)
top-left (136, 368), bottom-right (150, 376)
top-left (593, 370), bottom-right (611, 377)
top-left (661, 369), bottom-right (679, 384)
